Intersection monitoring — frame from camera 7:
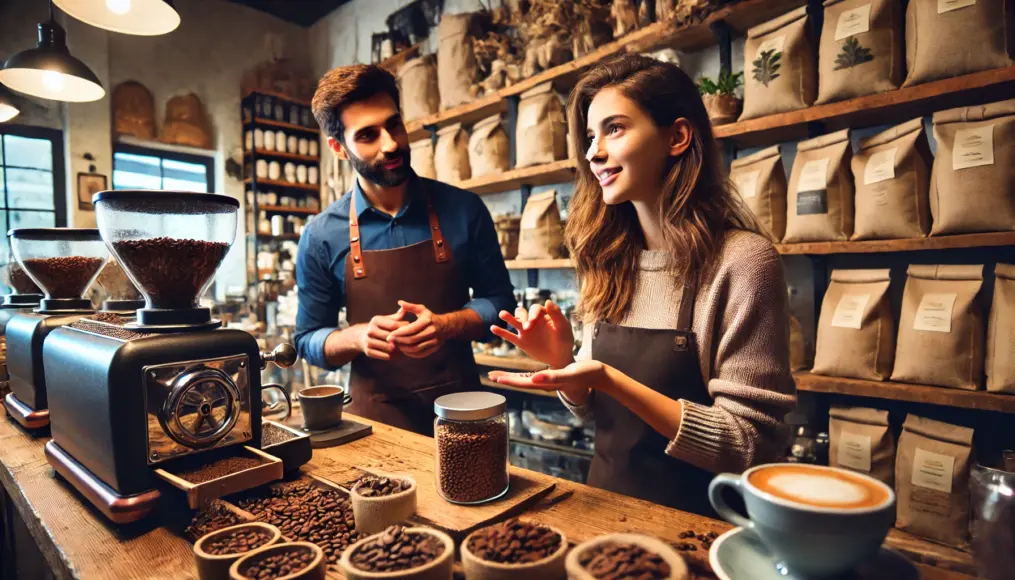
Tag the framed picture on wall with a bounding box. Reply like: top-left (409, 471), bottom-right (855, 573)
top-left (77, 173), bottom-right (107, 211)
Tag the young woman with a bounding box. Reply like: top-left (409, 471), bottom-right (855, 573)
top-left (489, 54), bottom-right (796, 515)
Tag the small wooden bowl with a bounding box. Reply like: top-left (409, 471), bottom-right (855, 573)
top-left (229, 541), bottom-right (325, 580)
top-left (350, 473), bottom-right (417, 535)
top-left (339, 527), bottom-right (454, 580)
top-left (194, 522), bottom-right (282, 580)
top-left (564, 533), bottom-right (688, 580)
top-left (461, 522), bottom-right (568, 580)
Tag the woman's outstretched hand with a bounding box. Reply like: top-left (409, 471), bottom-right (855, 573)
top-left (490, 300), bottom-right (575, 369)
top-left (488, 360), bottom-right (606, 392)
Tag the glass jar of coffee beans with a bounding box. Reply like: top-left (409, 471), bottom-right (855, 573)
top-left (434, 392), bottom-right (509, 504)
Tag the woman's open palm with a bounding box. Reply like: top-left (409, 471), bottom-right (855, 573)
top-left (490, 300), bottom-right (575, 368)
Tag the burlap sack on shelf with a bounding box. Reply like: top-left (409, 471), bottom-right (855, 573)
top-left (410, 139), bottom-right (436, 180)
top-left (730, 146), bottom-right (787, 242)
top-left (516, 82), bottom-right (567, 168)
top-left (930, 99), bottom-right (1015, 235)
top-left (830, 406), bottom-right (895, 485)
top-left (892, 264), bottom-right (985, 390)
top-left (398, 56), bottom-right (440, 123)
top-left (433, 123), bottom-right (471, 183)
top-left (903, 0), bottom-right (1014, 87)
top-left (437, 13), bottom-right (478, 109)
top-left (495, 215), bottom-right (521, 260)
top-left (784, 129), bottom-right (854, 242)
top-left (817, 0), bottom-right (903, 104)
top-left (518, 190), bottom-right (566, 260)
top-left (740, 6), bottom-right (817, 120)
top-left (813, 269), bottom-right (895, 381)
top-left (986, 263), bottom-right (1015, 393)
top-left (896, 414), bottom-right (975, 550)
top-left (468, 114), bottom-right (510, 179)
top-left (789, 313), bottom-right (811, 371)
top-left (851, 118), bottom-right (932, 240)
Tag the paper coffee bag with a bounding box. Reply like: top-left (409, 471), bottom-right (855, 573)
top-left (740, 6), bottom-right (817, 120)
top-left (830, 406), bottom-right (895, 485)
top-left (903, 0), bottom-right (1013, 87)
top-left (433, 123), bottom-right (471, 183)
top-left (517, 190), bottom-right (565, 260)
top-left (516, 83), bottom-right (567, 168)
top-left (468, 114), bottom-right (510, 179)
top-left (930, 99), bottom-right (1015, 235)
top-left (398, 56), bottom-right (440, 122)
top-left (851, 118), bottom-right (932, 240)
top-left (784, 129), bottom-right (854, 242)
top-left (410, 139), bottom-right (436, 180)
top-left (892, 264), bottom-right (985, 390)
top-left (730, 146), bottom-right (787, 242)
top-left (814, 269), bottom-right (895, 381)
top-left (789, 313), bottom-right (811, 371)
top-left (816, 0), bottom-right (903, 104)
top-left (896, 414), bottom-right (974, 549)
top-left (986, 263), bottom-right (1015, 393)
top-left (437, 13), bottom-right (478, 109)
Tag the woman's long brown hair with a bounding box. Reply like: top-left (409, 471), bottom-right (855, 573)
top-left (565, 54), bottom-right (761, 323)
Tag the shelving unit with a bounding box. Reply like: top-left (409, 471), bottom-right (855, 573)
top-left (247, 117), bottom-right (320, 135)
top-left (459, 159), bottom-right (577, 196)
top-left (505, 258), bottom-right (574, 270)
top-left (244, 178), bottom-right (319, 192)
top-left (775, 232), bottom-right (1015, 255)
top-left (258, 205), bottom-right (320, 216)
top-left (244, 149), bottom-right (319, 164)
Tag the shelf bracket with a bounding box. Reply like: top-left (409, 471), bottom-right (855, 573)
top-left (426, 125), bottom-right (439, 147)
top-left (711, 21), bottom-right (733, 77)
top-left (506, 95), bottom-right (521, 169)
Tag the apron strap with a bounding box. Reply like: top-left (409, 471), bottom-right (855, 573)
top-left (425, 194), bottom-right (450, 264)
top-left (676, 276), bottom-right (697, 332)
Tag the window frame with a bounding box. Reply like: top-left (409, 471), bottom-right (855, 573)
top-left (0, 124), bottom-right (68, 229)
top-left (112, 142), bottom-right (215, 192)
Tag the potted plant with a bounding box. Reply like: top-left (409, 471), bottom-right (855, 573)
top-left (698, 71), bottom-right (743, 126)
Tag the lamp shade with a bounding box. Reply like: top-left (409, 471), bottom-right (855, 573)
top-left (0, 21), bottom-right (104, 103)
top-left (53, 0), bottom-right (180, 36)
top-left (0, 86), bottom-right (19, 123)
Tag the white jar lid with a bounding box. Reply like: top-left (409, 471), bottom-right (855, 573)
top-left (434, 392), bottom-right (506, 421)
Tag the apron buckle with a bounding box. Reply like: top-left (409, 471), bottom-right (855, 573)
top-left (673, 335), bottom-right (688, 350)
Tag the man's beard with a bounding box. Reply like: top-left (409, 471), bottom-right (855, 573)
top-left (348, 147), bottom-right (412, 187)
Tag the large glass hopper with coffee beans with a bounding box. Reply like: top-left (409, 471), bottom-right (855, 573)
top-left (39, 191), bottom-right (303, 525)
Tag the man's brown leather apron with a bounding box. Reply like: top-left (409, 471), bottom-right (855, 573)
top-left (586, 280), bottom-right (718, 516)
top-left (343, 189), bottom-right (479, 436)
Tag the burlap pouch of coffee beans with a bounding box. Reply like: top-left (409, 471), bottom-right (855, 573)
top-left (986, 263), bottom-right (1015, 393)
top-left (816, 0), bottom-right (904, 104)
top-left (518, 191), bottom-right (566, 260)
top-left (434, 123), bottom-right (471, 183)
top-left (892, 264), bottom-right (985, 390)
top-left (830, 406), bottom-right (895, 486)
top-left (896, 414), bottom-right (974, 550)
top-left (410, 139), bottom-right (436, 180)
top-left (730, 146), bottom-right (787, 242)
top-left (398, 56), bottom-right (439, 123)
top-left (813, 269), bottom-right (895, 381)
top-left (740, 6), bottom-right (817, 120)
top-left (930, 99), bottom-right (1015, 235)
top-left (784, 129), bottom-right (854, 242)
top-left (437, 13), bottom-right (479, 109)
top-left (468, 114), bottom-right (510, 179)
top-left (903, 0), bottom-right (1014, 87)
top-left (515, 83), bottom-right (567, 168)
top-left (851, 118), bottom-right (932, 240)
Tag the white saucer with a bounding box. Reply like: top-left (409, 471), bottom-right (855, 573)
top-left (709, 527), bottom-right (919, 580)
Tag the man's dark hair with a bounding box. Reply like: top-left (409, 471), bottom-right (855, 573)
top-left (311, 64), bottom-right (401, 143)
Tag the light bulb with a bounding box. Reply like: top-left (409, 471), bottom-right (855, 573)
top-left (106, 0), bottom-right (132, 15)
top-left (42, 71), bottom-right (66, 93)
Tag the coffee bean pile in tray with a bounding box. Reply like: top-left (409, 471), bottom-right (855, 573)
top-left (349, 525), bottom-right (445, 573)
top-left (236, 544), bottom-right (317, 580)
top-left (354, 476), bottom-right (411, 497)
top-left (467, 518), bottom-right (561, 564)
top-left (579, 542), bottom-right (672, 580)
top-left (203, 527), bottom-right (274, 556)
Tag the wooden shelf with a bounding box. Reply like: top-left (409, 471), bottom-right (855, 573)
top-left (717, 66), bottom-right (1015, 146)
top-left (244, 178), bottom-right (320, 192)
top-left (258, 205), bottom-right (319, 215)
top-left (480, 377), bottom-right (556, 398)
top-left (775, 231), bottom-right (1015, 255)
top-left (243, 89), bottom-right (312, 107)
top-left (459, 159), bottom-right (576, 195)
top-left (475, 353), bottom-right (549, 372)
top-left (245, 149), bottom-right (319, 164)
top-left (255, 233), bottom-right (301, 242)
top-left (505, 258), bottom-right (574, 270)
top-left (793, 372), bottom-right (1015, 414)
top-left (248, 117), bottom-right (320, 134)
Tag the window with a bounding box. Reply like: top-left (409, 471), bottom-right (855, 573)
top-left (112, 143), bottom-right (214, 193)
top-left (0, 125), bottom-right (67, 260)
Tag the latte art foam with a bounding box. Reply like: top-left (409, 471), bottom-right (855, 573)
top-left (748, 464), bottom-right (891, 510)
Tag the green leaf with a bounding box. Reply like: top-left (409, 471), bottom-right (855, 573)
top-left (834, 36), bottom-right (874, 70)
top-left (752, 49), bottom-right (782, 87)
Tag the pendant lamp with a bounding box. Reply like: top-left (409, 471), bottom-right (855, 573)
top-left (53, 0), bottom-right (180, 37)
top-left (0, 16), bottom-right (105, 103)
top-left (0, 86), bottom-right (20, 123)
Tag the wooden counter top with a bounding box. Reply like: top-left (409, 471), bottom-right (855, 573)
top-left (0, 413), bottom-right (976, 579)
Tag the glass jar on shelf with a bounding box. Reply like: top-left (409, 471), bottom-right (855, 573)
top-left (434, 392), bottom-right (509, 505)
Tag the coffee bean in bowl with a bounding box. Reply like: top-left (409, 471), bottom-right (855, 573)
top-left (564, 533), bottom-right (688, 580)
top-left (229, 541), bottom-right (325, 580)
top-left (462, 519), bottom-right (567, 580)
top-left (194, 522), bottom-right (282, 580)
top-left (339, 525), bottom-right (454, 580)
top-left (351, 474), bottom-right (418, 535)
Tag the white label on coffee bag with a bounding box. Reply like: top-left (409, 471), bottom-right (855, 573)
top-left (938, 0), bottom-right (976, 14)
top-left (838, 431), bottom-right (873, 472)
top-left (913, 293), bottom-right (958, 333)
top-left (756, 35), bottom-right (786, 58)
top-left (835, 3), bottom-right (872, 40)
top-left (831, 293), bottom-right (871, 329)
top-left (952, 124), bottom-right (995, 170)
top-left (797, 158), bottom-right (830, 192)
top-left (864, 148), bottom-right (898, 185)
top-left (912, 448), bottom-right (955, 493)
top-left (734, 170), bottom-right (761, 199)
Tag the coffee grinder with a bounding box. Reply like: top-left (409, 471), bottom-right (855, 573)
top-left (0, 244), bottom-right (44, 398)
top-left (4, 228), bottom-right (107, 430)
top-left (43, 190), bottom-right (299, 524)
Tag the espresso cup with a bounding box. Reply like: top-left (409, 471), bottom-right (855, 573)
top-left (297, 385), bottom-right (345, 431)
top-left (709, 463), bottom-right (895, 578)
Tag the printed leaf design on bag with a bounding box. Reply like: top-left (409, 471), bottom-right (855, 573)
top-left (752, 49), bottom-right (782, 87)
top-left (834, 37), bottom-right (874, 70)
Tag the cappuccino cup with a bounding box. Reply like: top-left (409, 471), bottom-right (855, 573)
top-left (297, 385), bottom-right (345, 431)
top-left (709, 463), bottom-right (895, 578)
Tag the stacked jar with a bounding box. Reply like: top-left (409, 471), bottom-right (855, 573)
top-left (434, 392), bottom-right (509, 504)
